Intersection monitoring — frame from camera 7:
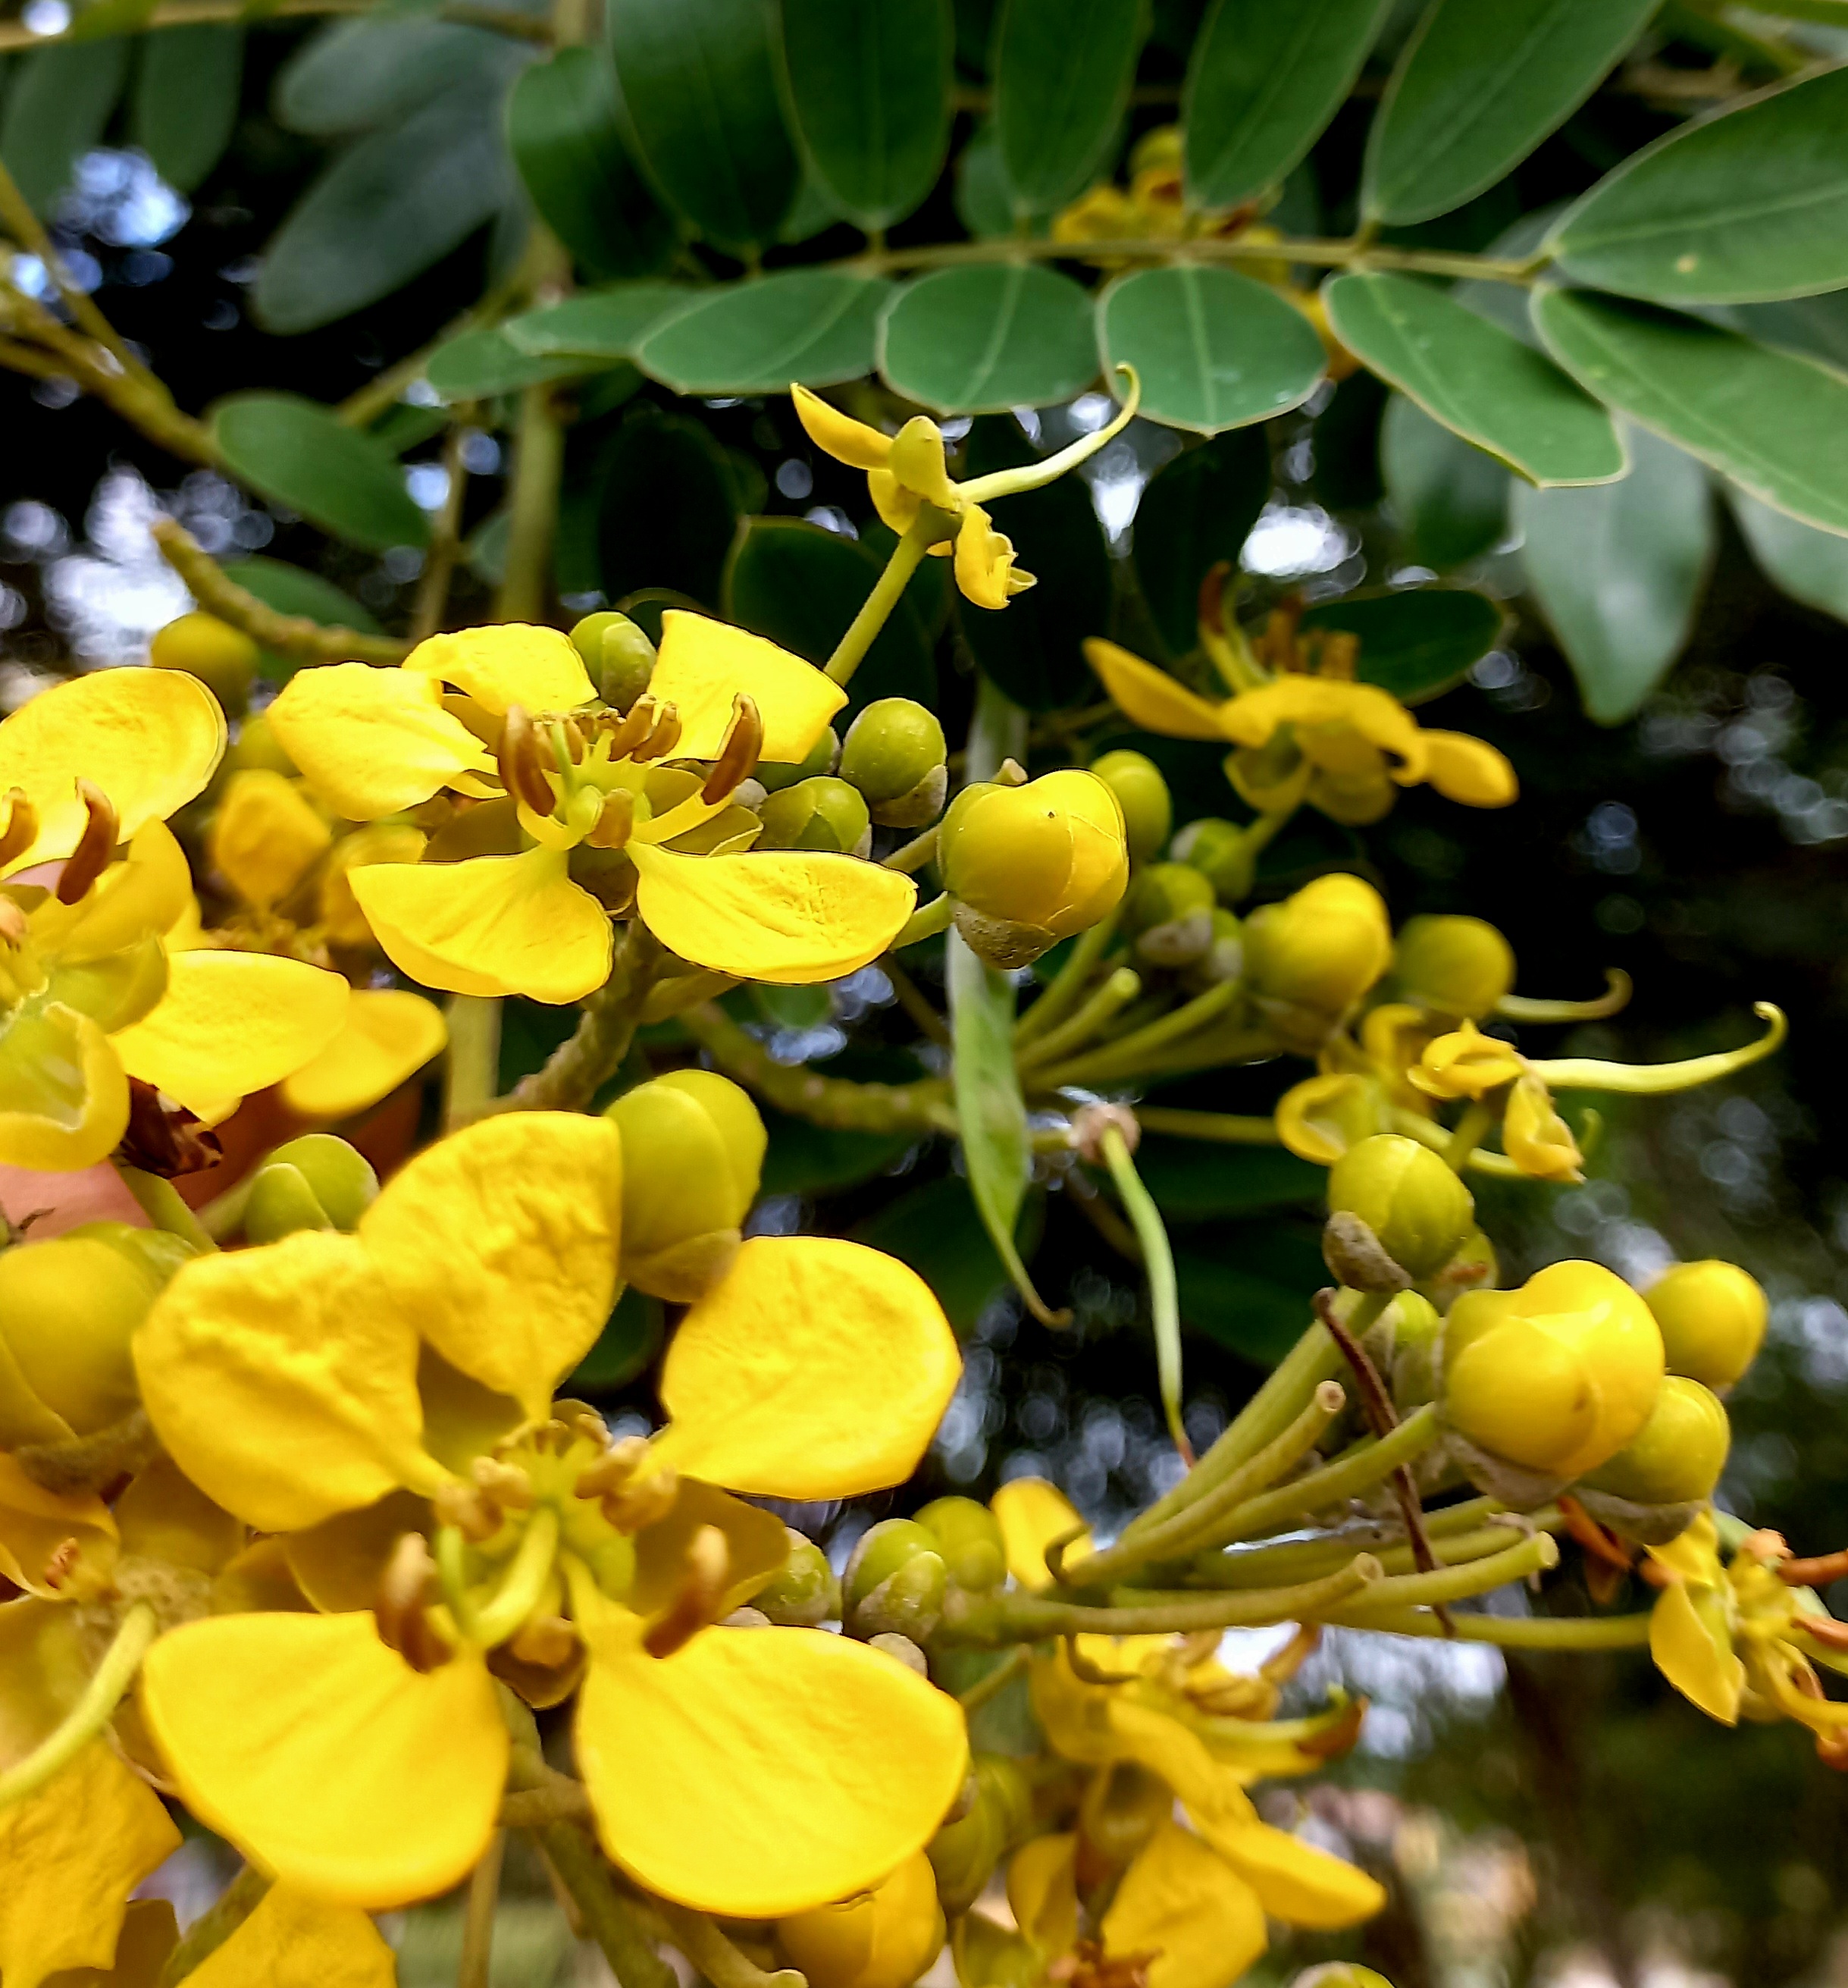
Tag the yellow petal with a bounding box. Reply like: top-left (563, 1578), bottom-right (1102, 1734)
top-left (1419, 730), bottom-right (1518, 807)
top-left (49, 1895), bottom-right (177, 1987)
top-left (631, 843), bottom-right (914, 986)
top-left (1221, 680), bottom-right (1423, 766)
top-left (280, 988), bottom-right (448, 1122)
top-left (47, 820), bottom-right (193, 965)
top-left (650, 612), bottom-right (848, 764)
top-left (991, 1478), bottom-right (1089, 1591)
top-left (0, 1741), bottom-right (180, 1988)
top-left (577, 1614), bottom-right (967, 1917)
top-left (654, 1236), bottom-right (959, 1497)
top-left (0, 1598), bottom-right (86, 1768)
top-left (791, 384), bottom-right (894, 472)
top-left (1192, 1814), bottom-right (1386, 1928)
top-left (113, 1455), bottom-right (242, 1576)
top-left (268, 664), bottom-right (493, 820)
top-left (0, 1452), bottom-right (117, 1597)
top-left (1648, 1507), bottom-right (1721, 1585)
top-left (1006, 1833), bottom-right (1079, 1955)
top-left (1084, 640), bottom-right (1232, 742)
top-left (185, 1884), bottom-right (396, 1988)
top-left (207, 770), bottom-right (333, 912)
top-left (402, 625), bottom-right (596, 716)
top-left (1101, 1823), bottom-right (1267, 1988)
top-left (133, 1229), bottom-right (440, 1532)
top-left (283, 1488), bottom-right (431, 1614)
top-left (1274, 1071), bottom-right (1389, 1165)
top-left (1650, 1579), bottom-right (1743, 1724)
top-left (0, 1000), bottom-right (129, 1172)
top-left (630, 1478), bottom-right (794, 1619)
top-left (140, 1612), bottom-right (506, 1910)
top-left (0, 669), bottom-right (226, 871)
top-left (109, 951), bottom-right (349, 1118)
top-left (1503, 1073), bottom-right (1583, 1183)
top-left (351, 847), bottom-right (612, 1004)
top-left (359, 1112), bottom-right (623, 1418)
top-left (954, 504), bottom-right (1032, 610)
top-left (869, 469), bottom-right (924, 538)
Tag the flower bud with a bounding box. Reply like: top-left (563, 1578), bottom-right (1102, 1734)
top-left (844, 1519), bottom-right (947, 1640)
top-left (1172, 817), bottom-right (1255, 905)
top-left (756, 1528), bottom-right (841, 1626)
top-left (1327, 1134), bottom-right (1475, 1281)
top-left (63, 1220), bottom-right (196, 1287)
top-left (1373, 1289), bottom-right (1442, 1413)
top-left (571, 610), bottom-right (656, 711)
top-left (1244, 873), bottom-right (1392, 1046)
top-left (756, 776), bottom-right (872, 858)
top-left (1079, 1760), bottom-right (1173, 1869)
top-left (1292, 1968), bottom-right (1397, 1988)
top-left (1392, 915), bottom-right (1516, 1020)
top-left (223, 712), bottom-right (297, 780)
top-left (604, 1071), bottom-right (766, 1302)
top-left (245, 1134), bottom-right (379, 1245)
top-left (913, 1497), bottom-right (1007, 1592)
top-left (1123, 861), bottom-right (1216, 967)
top-left (1581, 1375), bottom-right (1731, 1506)
top-left (1442, 1261), bottom-right (1664, 1479)
top-left (150, 611), bottom-right (259, 714)
top-left (927, 1789), bottom-right (1003, 1915)
top-left (0, 1234), bottom-right (169, 1438)
top-left (1645, 1260), bottom-right (1767, 1391)
top-left (1088, 750), bottom-right (1172, 865)
top-left (840, 701), bottom-right (948, 829)
top-left (757, 726), bottom-right (841, 793)
top-left (778, 1852), bottom-right (944, 1988)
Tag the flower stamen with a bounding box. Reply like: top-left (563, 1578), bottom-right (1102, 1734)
top-left (497, 706), bottom-right (556, 817)
top-left (701, 694), bottom-right (763, 804)
top-left (374, 1533), bottom-right (452, 1673)
top-left (56, 779), bottom-right (117, 904)
top-left (644, 1523), bottom-right (730, 1658)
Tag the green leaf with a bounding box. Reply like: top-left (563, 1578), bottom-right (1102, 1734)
top-left (954, 118), bottom-right (1016, 239)
top-left (569, 1287), bottom-right (665, 1391)
top-left (1098, 265), bottom-right (1326, 434)
top-left (1132, 431), bottom-right (1271, 656)
top-left (1513, 425), bottom-right (1713, 724)
top-left (1534, 287), bottom-right (1848, 539)
top-left (424, 327), bottom-right (607, 403)
top-left (879, 265), bottom-right (1098, 414)
top-left (1728, 484), bottom-right (1848, 625)
top-left (253, 77), bottom-right (518, 334)
top-left (722, 515), bottom-right (936, 714)
top-left (1552, 68), bottom-right (1848, 307)
top-left (1175, 1224), bottom-right (1324, 1366)
top-left (1136, 1138), bottom-right (1323, 1220)
top-left (1, 40), bottom-right (130, 218)
top-left (992, 0), bottom-right (1147, 217)
top-left (634, 271), bottom-right (893, 394)
top-left (212, 394), bottom-right (431, 553)
top-left (504, 282), bottom-right (692, 359)
top-left (1182, 0), bottom-right (1389, 210)
top-left (1301, 586), bottom-right (1505, 704)
top-left (368, 403), bottom-right (449, 457)
top-left (271, 17), bottom-right (511, 137)
top-left (1362, 0), bottom-right (1658, 226)
top-left (955, 415), bottom-right (1110, 710)
top-left (506, 47), bottom-right (675, 283)
top-left (1712, 292), bottom-right (1848, 372)
top-left (1380, 393), bottom-right (1508, 568)
top-left (594, 407), bottom-right (740, 607)
top-left (128, 25), bottom-right (242, 193)
top-left (760, 1107), bottom-right (917, 1197)
top-left (221, 558), bottom-right (382, 633)
top-left (851, 1174), bottom-right (1016, 1334)
top-left (776, 0), bottom-right (953, 230)
top-left (1325, 271), bottom-right (1624, 488)
top-left (607, 0), bottom-right (801, 252)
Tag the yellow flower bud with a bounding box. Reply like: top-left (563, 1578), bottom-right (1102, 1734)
top-left (245, 1134), bottom-right (379, 1243)
top-left (1392, 914), bottom-right (1516, 1019)
top-left (756, 1527), bottom-right (842, 1627)
top-left (1327, 1134), bottom-right (1475, 1280)
top-left (1645, 1260), bottom-right (1767, 1391)
top-left (1581, 1375), bottom-right (1731, 1507)
top-left (1123, 861), bottom-right (1215, 935)
top-left (779, 1852), bottom-right (945, 1988)
top-left (150, 610), bottom-right (258, 713)
top-left (570, 610), bottom-right (656, 711)
top-left (1172, 816), bottom-right (1254, 904)
top-left (1442, 1261), bottom-right (1664, 1479)
top-left (757, 776), bottom-right (873, 857)
top-left (1088, 750), bottom-right (1172, 865)
top-left (913, 1496), bottom-right (1007, 1592)
top-left (0, 1233), bottom-right (168, 1438)
top-left (1244, 873), bottom-right (1392, 1045)
top-left (844, 1519), bottom-right (947, 1640)
top-left (841, 701), bottom-right (948, 828)
top-left (604, 1071), bottom-right (766, 1302)
top-left (208, 768), bottom-right (332, 913)
top-left (938, 770), bottom-right (1129, 957)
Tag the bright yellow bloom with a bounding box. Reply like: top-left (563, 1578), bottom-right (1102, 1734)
top-left (132, 1111), bottom-right (968, 1915)
top-left (268, 622), bottom-right (913, 1002)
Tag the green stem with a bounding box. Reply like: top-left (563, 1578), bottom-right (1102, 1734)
top-left (444, 996), bottom-right (503, 1132)
top-left (1335, 1529), bottom-right (1557, 1611)
top-left (1445, 1100), bottom-right (1496, 1171)
top-left (116, 1165), bottom-right (216, 1254)
top-left (825, 521), bottom-right (932, 685)
top-left (1099, 1123), bottom-right (1186, 1458)
top-left (1032, 978), bottom-right (1245, 1089)
top-left (536, 1823), bottom-right (677, 1988)
top-left (1211, 1401), bottom-right (1439, 1545)
top-left (155, 1864), bottom-right (271, 1988)
top-left (1329, 1607), bottom-right (1655, 1650)
top-left (409, 419), bottom-right (472, 644)
top-left (1134, 1108), bottom-right (1283, 1144)
top-left (894, 892), bottom-right (954, 949)
top-left (882, 823), bottom-right (941, 875)
top-left (482, 930), bottom-right (661, 1118)
top-left (496, 384), bottom-right (567, 624)
top-left (639, 1898), bottom-right (803, 1988)
top-left (957, 1646), bottom-right (1029, 1712)
top-left (459, 1832), bottom-right (506, 1988)
top-left (1016, 967), bottom-right (1141, 1071)
top-left (1014, 905), bottom-right (1124, 1046)
top-left (0, 1604), bottom-right (158, 1813)
top-left (1033, 1025), bottom-right (1276, 1092)
top-left (1182, 1513), bottom-right (1558, 1590)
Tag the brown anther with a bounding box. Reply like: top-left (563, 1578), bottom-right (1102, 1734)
top-left (605, 696), bottom-right (659, 760)
top-left (0, 897), bottom-right (27, 947)
top-left (562, 717), bottom-right (588, 764)
top-left (574, 1434), bottom-right (652, 1501)
top-left (603, 1462), bottom-right (680, 1535)
top-left (1780, 1548), bottom-right (1848, 1587)
top-left (41, 1537), bottom-right (79, 1591)
top-left (117, 1078), bottom-right (222, 1178)
top-left (1558, 1494), bottom-right (1635, 1572)
top-left (374, 1532), bottom-right (451, 1672)
top-left (1795, 1613), bottom-right (1848, 1654)
top-left (496, 705), bottom-right (556, 817)
top-left (1196, 559), bottom-right (1230, 637)
top-left (1259, 1621), bottom-right (1322, 1686)
top-left (700, 694), bottom-right (763, 804)
top-left (471, 1457), bottom-right (535, 1509)
top-left (632, 704), bottom-right (681, 762)
top-left (434, 1479), bottom-right (503, 1543)
top-left (509, 1613), bottom-right (579, 1669)
top-left (644, 1523), bottom-right (731, 1658)
top-left (0, 787), bottom-right (36, 870)
top-left (587, 788), bottom-right (635, 851)
top-left (56, 780), bottom-right (118, 905)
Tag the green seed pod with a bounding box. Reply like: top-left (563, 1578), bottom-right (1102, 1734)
top-left (149, 611), bottom-right (258, 715)
top-left (1580, 1375), bottom-right (1731, 1505)
top-left (756, 1528), bottom-right (841, 1626)
top-left (1088, 749), bottom-right (1172, 865)
top-left (244, 1164), bottom-right (335, 1244)
top-left (264, 1134), bottom-right (380, 1232)
top-left (756, 726), bottom-right (841, 794)
top-left (1172, 816), bottom-right (1254, 904)
top-left (756, 776), bottom-right (872, 857)
top-left (1327, 1134), bottom-right (1475, 1281)
top-left (0, 1234), bottom-right (165, 1439)
top-left (571, 610), bottom-right (656, 712)
top-left (1646, 1260), bottom-right (1767, 1391)
top-left (913, 1496), bottom-right (1007, 1592)
top-left (927, 1792), bottom-right (1004, 1915)
top-left (1392, 914), bottom-right (1516, 1019)
top-left (844, 1519), bottom-right (947, 1639)
top-left (840, 700), bottom-right (948, 828)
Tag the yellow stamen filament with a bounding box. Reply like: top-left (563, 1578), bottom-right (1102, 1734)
top-left (644, 1524), bottom-right (731, 1659)
top-left (700, 695), bottom-right (764, 804)
top-left (56, 779), bottom-right (117, 904)
top-left (497, 704), bottom-right (556, 817)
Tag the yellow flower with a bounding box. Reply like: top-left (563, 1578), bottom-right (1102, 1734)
top-left (792, 377), bottom-right (1138, 610)
top-left (268, 621), bottom-right (914, 1003)
top-left (1085, 637), bottom-right (1516, 826)
top-left (131, 1112), bottom-right (968, 1915)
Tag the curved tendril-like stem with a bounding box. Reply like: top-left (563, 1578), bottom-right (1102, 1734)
top-left (1098, 1122), bottom-right (1190, 1461)
top-left (469, 1507), bottom-right (562, 1651)
top-left (1531, 1001), bottom-right (1786, 1094)
top-left (0, 1602), bottom-right (159, 1814)
top-left (958, 365), bottom-right (1142, 504)
top-left (1327, 1607), bottom-right (1656, 1651)
top-left (1499, 969), bottom-right (1633, 1024)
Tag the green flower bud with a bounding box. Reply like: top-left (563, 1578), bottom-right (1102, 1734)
top-left (1123, 862), bottom-right (1215, 939)
top-left (1327, 1134), bottom-right (1475, 1281)
top-left (756, 726), bottom-right (841, 794)
top-left (1244, 873), bottom-right (1392, 1047)
top-left (1088, 750), bottom-right (1172, 865)
top-left (571, 610), bottom-right (656, 712)
top-left (779, 1852), bottom-right (944, 1988)
top-left (840, 700), bottom-right (948, 828)
top-left (913, 1497), bottom-right (1007, 1592)
top-left (1581, 1375), bottom-right (1731, 1505)
top-left (63, 1220), bottom-right (195, 1287)
top-left (1392, 915), bottom-right (1516, 1019)
top-left (605, 1071), bottom-right (766, 1302)
top-left (250, 1134), bottom-right (380, 1240)
top-left (756, 776), bottom-right (872, 857)
top-left (1172, 817), bottom-right (1255, 904)
top-left (844, 1518), bottom-right (947, 1639)
top-left (150, 611), bottom-right (258, 714)
top-left (1646, 1260), bottom-right (1767, 1391)
top-left (927, 1792), bottom-right (1003, 1915)
top-left (1375, 1289), bottom-right (1443, 1413)
top-left (244, 1165), bottom-right (334, 1244)
top-left (0, 1234), bottom-right (167, 1439)
top-left (756, 1528), bottom-right (841, 1626)
top-left (222, 712), bottom-right (297, 779)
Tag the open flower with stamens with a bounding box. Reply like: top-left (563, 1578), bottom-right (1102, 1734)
top-left (127, 1111), bottom-right (967, 1913)
top-left (268, 620), bottom-right (915, 1002)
